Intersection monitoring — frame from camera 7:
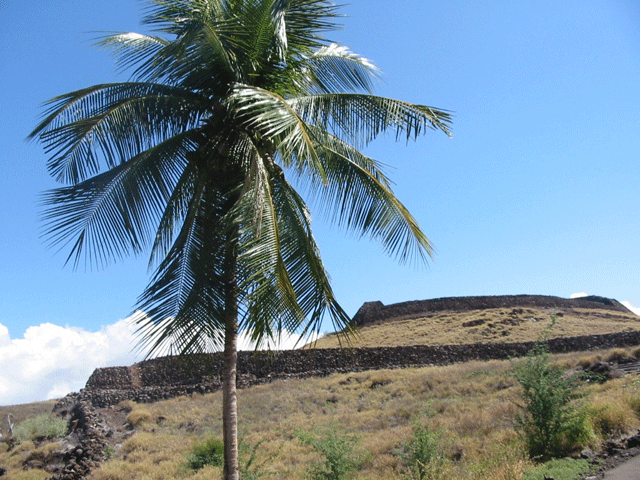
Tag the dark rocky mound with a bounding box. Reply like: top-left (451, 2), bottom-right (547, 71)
top-left (351, 294), bottom-right (633, 327)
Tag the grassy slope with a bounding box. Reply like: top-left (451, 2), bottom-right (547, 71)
top-left (85, 348), bottom-right (640, 480)
top-left (2, 306), bottom-right (640, 480)
top-left (0, 400), bottom-right (58, 431)
top-left (311, 307), bottom-right (640, 349)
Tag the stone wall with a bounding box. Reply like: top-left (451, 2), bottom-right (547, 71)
top-left (81, 329), bottom-right (640, 407)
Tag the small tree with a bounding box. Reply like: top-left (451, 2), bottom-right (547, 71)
top-left (297, 427), bottom-right (369, 480)
top-left (513, 343), bottom-right (587, 460)
top-left (401, 424), bottom-right (444, 480)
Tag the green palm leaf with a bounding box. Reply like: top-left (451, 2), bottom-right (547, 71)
top-left (30, 83), bottom-right (207, 183)
top-left (295, 43), bottom-right (379, 94)
top-left (290, 93), bottom-right (453, 147)
top-left (40, 131), bottom-right (194, 269)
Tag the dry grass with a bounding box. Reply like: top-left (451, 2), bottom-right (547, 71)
top-left (312, 308), bottom-right (640, 348)
top-left (0, 400), bottom-right (58, 436)
top-left (586, 377), bottom-right (640, 437)
top-left (0, 439), bottom-right (62, 480)
top-left (3, 343), bottom-right (640, 479)
top-left (83, 346), bottom-right (640, 480)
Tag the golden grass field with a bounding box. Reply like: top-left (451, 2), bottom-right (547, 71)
top-left (85, 347), bottom-right (640, 480)
top-left (311, 307), bottom-right (640, 348)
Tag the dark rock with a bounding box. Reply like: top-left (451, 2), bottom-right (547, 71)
top-left (580, 448), bottom-right (595, 459)
top-left (627, 433), bottom-right (640, 449)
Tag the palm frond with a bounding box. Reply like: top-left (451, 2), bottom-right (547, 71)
top-left (132, 19), bottom-right (238, 87)
top-left (268, 175), bottom-right (351, 336)
top-left (147, 158), bottom-right (198, 269)
top-left (230, 84), bottom-right (325, 179)
top-left (233, 149), bottom-right (303, 342)
top-left (283, 0), bottom-right (341, 53)
top-left (234, 162), bottom-right (350, 347)
top-left (141, 0), bottom-right (226, 35)
top-left (296, 127), bottom-right (434, 265)
top-left (294, 43), bottom-right (379, 94)
top-left (29, 83), bottom-right (207, 183)
top-left (40, 131), bottom-right (194, 269)
top-left (135, 181), bottom-right (228, 356)
top-left (290, 93), bottom-right (453, 148)
top-left (236, 0), bottom-right (289, 68)
top-left (95, 32), bottom-right (169, 74)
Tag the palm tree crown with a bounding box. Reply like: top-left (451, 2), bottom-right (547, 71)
top-left (30, 1), bottom-right (451, 478)
top-left (31, 0), bottom-right (451, 353)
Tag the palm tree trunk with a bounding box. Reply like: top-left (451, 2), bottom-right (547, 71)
top-left (222, 247), bottom-right (239, 480)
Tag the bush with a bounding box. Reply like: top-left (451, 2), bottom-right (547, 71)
top-left (13, 414), bottom-right (67, 442)
top-left (297, 427), bottom-right (368, 480)
top-left (186, 437), bottom-right (224, 471)
top-left (400, 424), bottom-right (446, 480)
top-left (513, 343), bottom-right (588, 460)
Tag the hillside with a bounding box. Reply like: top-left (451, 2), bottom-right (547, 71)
top-left (312, 294), bottom-right (640, 348)
top-left (2, 294), bottom-right (640, 480)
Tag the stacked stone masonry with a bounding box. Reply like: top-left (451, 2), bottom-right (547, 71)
top-left (78, 295), bottom-right (639, 407)
top-left (82, 329), bottom-right (640, 408)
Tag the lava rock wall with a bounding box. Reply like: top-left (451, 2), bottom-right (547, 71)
top-left (81, 329), bottom-right (640, 407)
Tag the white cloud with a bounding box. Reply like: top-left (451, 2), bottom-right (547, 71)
top-left (570, 292), bottom-right (589, 299)
top-left (0, 316), bottom-right (142, 406)
top-left (621, 301), bottom-right (640, 316)
top-left (0, 314), bottom-right (318, 406)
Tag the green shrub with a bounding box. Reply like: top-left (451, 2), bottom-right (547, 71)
top-left (400, 424), bottom-right (445, 480)
top-left (522, 458), bottom-right (590, 480)
top-left (186, 436), bottom-right (224, 470)
top-left (513, 343), bottom-right (587, 460)
top-left (297, 427), bottom-right (369, 480)
top-left (13, 414), bottom-right (67, 442)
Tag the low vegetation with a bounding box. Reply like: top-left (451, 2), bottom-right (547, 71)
top-left (13, 413), bottom-right (68, 443)
top-left (513, 343), bottom-right (590, 460)
top-left (0, 413), bottom-right (68, 480)
top-left (187, 437), bottom-right (224, 471)
top-left (296, 426), bottom-right (369, 480)
top-left (79, 346), bottom-right (640, 480)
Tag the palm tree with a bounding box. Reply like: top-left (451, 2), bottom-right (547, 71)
top-left (30, 1), bottom-right (451, 478)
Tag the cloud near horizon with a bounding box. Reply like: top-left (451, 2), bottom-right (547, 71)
top-left (570, 292), bottom-right (640, 316)
top-left (0, 314), bottom-right (320, 406)
top-left (570, 292), bottom-right (589, 299)
top-left (621, 301), bottom-right (640, 316)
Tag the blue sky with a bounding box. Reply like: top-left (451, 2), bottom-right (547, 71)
top-left (0, 0), bottom-right (638, 404)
